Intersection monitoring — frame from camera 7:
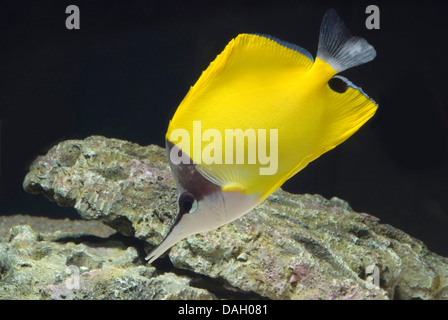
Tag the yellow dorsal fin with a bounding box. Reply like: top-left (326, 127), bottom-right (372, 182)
top-left (166, 27), bottom-right (377, 202)
top-left (166, 33), bottom-right (315, 142)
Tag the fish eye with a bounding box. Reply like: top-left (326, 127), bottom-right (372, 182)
top-left (179, 192), bottom-right (198, 214)
top-left (328, 77), bottom-right (348, 93)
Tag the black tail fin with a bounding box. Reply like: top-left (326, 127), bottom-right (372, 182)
top-left (317, 9), bottom-right (376, 73)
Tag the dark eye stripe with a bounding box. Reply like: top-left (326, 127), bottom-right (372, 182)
top-left (182, 199), bottom-right (193, 212)
top-left (179, 192), bottom-right (196, 214)
top-left (168, 192), bottom-right (196, 232)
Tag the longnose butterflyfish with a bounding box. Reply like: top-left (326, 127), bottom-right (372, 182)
top-left (146, 8), bottom-right (377, 264)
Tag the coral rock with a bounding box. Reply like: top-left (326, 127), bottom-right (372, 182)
top-left (17, 136), bottom-right (448, 300)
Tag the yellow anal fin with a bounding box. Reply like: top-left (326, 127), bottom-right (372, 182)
top-left (285, 76), bottom-right (378, 183)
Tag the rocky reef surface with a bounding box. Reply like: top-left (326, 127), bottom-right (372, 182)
top-left (1, 136), bottom-right (446, 299)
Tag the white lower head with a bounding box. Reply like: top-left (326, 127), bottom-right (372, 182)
top-left (145, 142), bottom-right (258, 264)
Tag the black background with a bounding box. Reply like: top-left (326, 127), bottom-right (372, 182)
top-left (1, 0), bottom-right (447, 256)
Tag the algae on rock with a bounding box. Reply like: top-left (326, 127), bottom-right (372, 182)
top-left (0, 221), bottom-right (214, 300)
top-left (15, 135), bottom-right (448, 299)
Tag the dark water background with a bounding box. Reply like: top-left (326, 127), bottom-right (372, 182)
top-left (1, 0), bottom-right (447, 256)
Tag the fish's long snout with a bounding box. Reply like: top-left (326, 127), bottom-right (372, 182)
top-left (145, 227), bottom-right (181, 264)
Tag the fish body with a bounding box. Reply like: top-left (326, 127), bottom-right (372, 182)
top-left (146, 9), bottom-right (378, 264)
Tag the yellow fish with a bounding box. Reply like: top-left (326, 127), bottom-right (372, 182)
top-left (146, 9), bottom-right (378, 264)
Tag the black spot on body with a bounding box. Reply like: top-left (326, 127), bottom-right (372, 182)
top-left (329, 77), bottom-right (348, 93)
